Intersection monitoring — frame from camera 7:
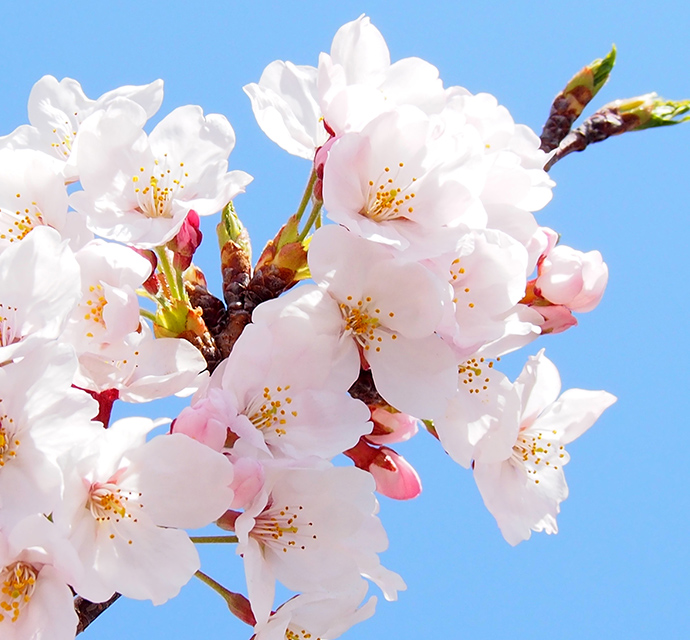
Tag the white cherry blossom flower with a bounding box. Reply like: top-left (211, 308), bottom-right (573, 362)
top-left (306, 224), bottom-right (458, 418)
top-left (174, 316), bottom-right (371, 461)
top-left (0, 515), bottom-right (82, 640)
top-left (244, 15), bottom-right (446, 158)
top-left (0, 226), bottom-right (81, 362)
top-left (0, 75), bottom-right (163, 182)
top-left (235, 462), bottom-right (405, 625)
top-left (73, 323), bottom-right (207, 403)
top-left (71, 100), bottom-right (252, 247)
top-left (58, 417), bottom-right (234, 604)
top-left (0, 345), bottom-right (99, 528)
top-left (428, 228), bottom-right (534, 358)
top-left (322, 107), bottom-right (485, 256)
top-left (472, 350), bottom-right (616, 545)
top-left (0, 148), bottom-right (91, 252)
top-left (253, 580), bottom-right (376, 640)
top-left (63, 239), bottom-right (151, 352)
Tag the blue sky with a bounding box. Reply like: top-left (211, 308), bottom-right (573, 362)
top-left (3, 1), bottom-right (690, 638)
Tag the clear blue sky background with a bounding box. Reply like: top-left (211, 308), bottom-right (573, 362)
top-left (3, 1), bottom-right (689, 638)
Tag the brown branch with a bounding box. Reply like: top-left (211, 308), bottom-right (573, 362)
top-left (544, 108), bottom-right (639, 170)
top-left (75, 593), bottom-right (122, 635)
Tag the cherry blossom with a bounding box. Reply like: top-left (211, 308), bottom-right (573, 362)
top-left (71, 101), bottom-right (252, 247)
top-left (0, 226), bottom-right (81, 362)
top-left (0, 75), bottom-right (163, 182)
top-left (0, 515), bottom-right (82, 640)
top-left (58, 417), bottom-right (234, 604)
top-left (235, 462), bottom-right (405, 624)
top-left (472, 351), bottom-right (616, 545)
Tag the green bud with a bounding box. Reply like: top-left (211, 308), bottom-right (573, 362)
top-left (217, 201), bottom-right (251, 262)
top-left (562, 44), bottom-right (617, 119)
top-left (606, 92), bottom-right (690, 130)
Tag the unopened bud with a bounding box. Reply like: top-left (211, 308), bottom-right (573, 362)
top-left (168, 209), bottom-right (202, 272)
top-left (540, 45), bottom-right (616, 152)
top-left (603, 92), bottom-right (690, 131)
top-left (134, 249), bottom-right (159, 295)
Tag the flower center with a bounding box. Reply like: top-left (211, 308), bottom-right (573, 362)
top-left (88, 481), bottom-right (143, 546)
top-left (251, 502), bottom-right (315, 554)
top-left (0, 562), bottom-right (37, 624)
top-left (82, 283), bottom-right (107, 339)
top-left (0, 410), bottom-right (20, 468)
top-left (339, 296), bottom-right (397, 354)
top-left (0, 193), bottom-right (46, 244)
top-left (511, 428), bottom-right (567, 485)
top-left (450, 258), bottom-right (475, 309)
top-left (458, 356), bottom-right (498, 396)
top-left (132, 158), bottom-right (188, 220)
top-left (0, 304), bottom-right (20, 348)
top-left (49, 116), bottom-right (78, 159)
top-left (247, 386), bottom-right (297, 437)
top-left (286, 627), bottom-right (321, 640)
top-left (362, 163), bottom-right (417, 222)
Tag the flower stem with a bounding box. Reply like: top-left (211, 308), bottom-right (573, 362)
top-left (140, 308), bottom-right (157, 323)
top-left (155, 246), bottom-right (183, 301)
top-left (190, 535), bottom-right (239, 544)
top-left (297, 201), bottom-right (323, 243)
top-left (194, 570), bottom-right (256, 626)
top-left (294, 169), bottom-right (317, 223)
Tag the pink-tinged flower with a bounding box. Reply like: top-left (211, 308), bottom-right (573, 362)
top-left (536, 244), bottom-right (609, 312)
top-left (252, 580), bottom-right (376, 640)
top-left (318, 15), bottom-right (446, 134)
top-left (73, 323), bottom-right (207, 403)
top-left (305, 225), bottom-right (458, 418)
top-left (63, 239), bottom-right (152, 352)
top-left (471, 350), bottom-right (616, 545)
top-left (174, 316), bottom-right (371, 461)
top-left (344, 438), bottom-right (422, 500)
top-left (235, 462), bottom-right (405, 624)
top-left (71, 100), bottom-right (252, 248)
top-left (58, 417), bottom-right (234, 604)
top-left (0, 345), bottom-right (99, 528)
top-left (442, 90), bottom-right (555, 214)
top-left (428, 228), bottom-right (536, 358)
top-left (0, 515), bottom-right (83, 640)
top-left (0, 75), bottom-right (163, 182)
top-left (243, 15), bottom-right (446, 160)
top-left (0, 226), bottom-right (81, 362)
top-left (243, 61), bottom-right (329, 159)
top-left (0, 148), bottom-right (92, 252)
top-left (433, 355), bottom-right (521, 470)
top-left (322, 107), bottom-right (485, 256)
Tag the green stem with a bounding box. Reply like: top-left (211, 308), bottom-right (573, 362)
top-left (297, 201), bottom-right (323, 243)
top-left (194, 570), bottom-right (256, 626)
top-left (155, 246), bottom-right (182, 301)
top-left (294, 169), bottom-right (317, 223)
top-left (190, 535), bottom-right (239, 544)
top-left (139, 308), bottom-right (157, 323)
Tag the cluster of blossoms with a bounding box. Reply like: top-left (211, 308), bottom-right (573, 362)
top-left (9, 14), bottom-right (681, 640)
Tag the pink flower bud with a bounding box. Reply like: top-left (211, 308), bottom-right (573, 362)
top-left (168, 209), bottom-right (203, 271)
top-left (536, 245), bottom-right (608, 312)
top-left (344, 438), bottom-right (422, 500)
top-left (134, 248), bottom-right (160, 295)
top-left (368, 447), bottom-right (422, 501)
top-left (227, 455), bottom-right (265, 510)
top-left (533, 303), bottom-right (578, 334)
top-left (172, 391), bottom-right (232, 451)
top-left (367, 406), bottom-right (419, 445)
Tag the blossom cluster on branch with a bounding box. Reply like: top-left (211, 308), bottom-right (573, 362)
top-left (0, 14), bottom-right (685, 640)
